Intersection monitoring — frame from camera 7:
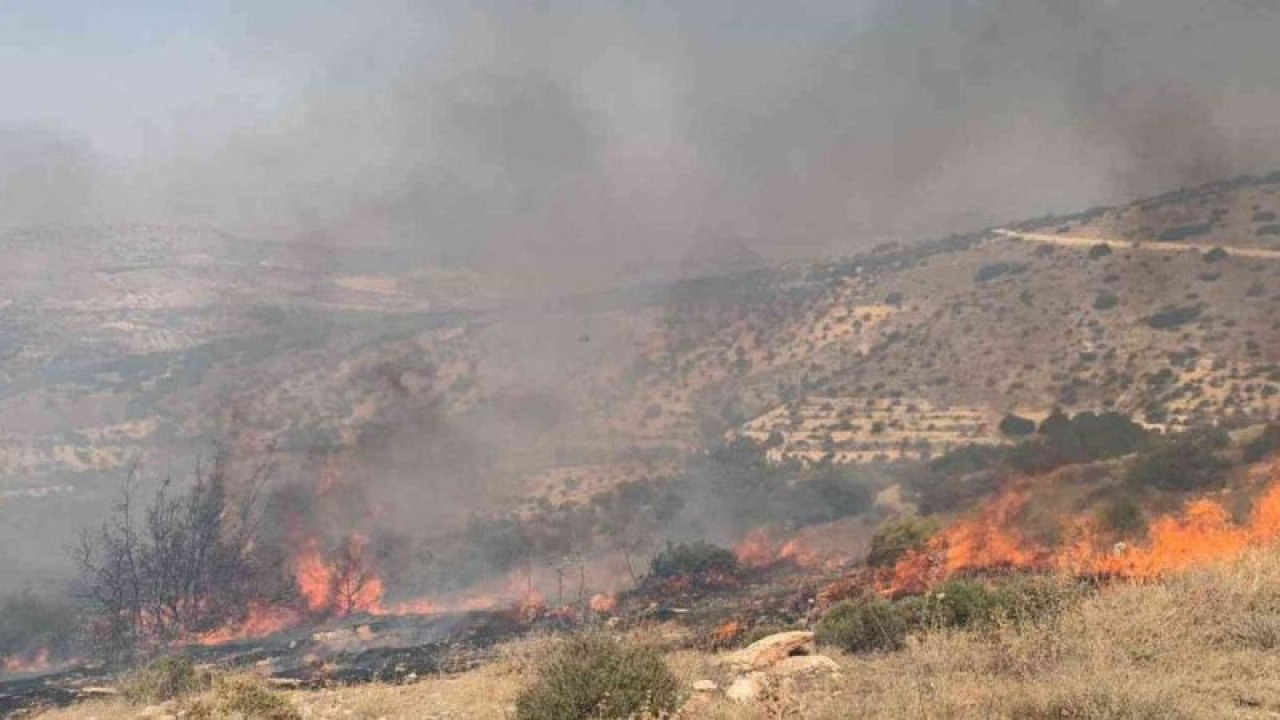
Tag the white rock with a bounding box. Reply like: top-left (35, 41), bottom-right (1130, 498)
top-left (725, 672), bottom-right (767, 703)
top-left (692, 679), bottom-right (719, 692)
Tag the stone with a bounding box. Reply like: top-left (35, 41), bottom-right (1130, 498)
top-left (725, 672), bottom-right (767, 703)
top-left (723, 630), bottom-right (815, 671)
top-left (771, 654), bottom-right (840, 679)
top-left (692, 679), bottom-right (719, 692)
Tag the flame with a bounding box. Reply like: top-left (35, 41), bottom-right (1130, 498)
top-left (1, 647), bottom-right (51, 676)
top-left (589, 593), bottom-right (618, 614)
top-left (882, 479), bottom-right (1280, 594)
top-left (713, 619), bottom-right (744, 645)
top-left (194, 604), bottom-right (300, 646)
top-left (734, 529), bottom-right (775, 567)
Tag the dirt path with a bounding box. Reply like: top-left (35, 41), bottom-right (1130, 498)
top-left (994, 229), bottom-right (1280, 260)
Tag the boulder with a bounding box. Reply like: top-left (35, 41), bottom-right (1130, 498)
top-left (692, 679), bottom-right (719, 692)
top-left (725, 672), bottom-right (768, 703)
top-left (772, 654), bottom-right (840, 679)
top-left (723, 630), bottom-right (815, 671)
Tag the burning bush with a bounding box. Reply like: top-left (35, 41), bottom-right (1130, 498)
top-left (815, 599), bottom-right (906, 654)
top-left (71, 450), bottom-right (283, 657)
top-left (866, 516), bottom-right (938, 568)
top-left (648, 540), bottom-right (739, 580)
top-left (514, 634), bottom-right (681, 720)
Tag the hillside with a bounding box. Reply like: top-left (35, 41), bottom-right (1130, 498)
top-left (3, 174), bottom-right (1280, 592)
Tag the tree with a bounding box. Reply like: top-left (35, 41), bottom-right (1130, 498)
top-left (71, 449), bottom-right (273, 658)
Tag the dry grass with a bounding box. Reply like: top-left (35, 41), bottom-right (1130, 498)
top-left (35, 550), bottom-right (1280, 719)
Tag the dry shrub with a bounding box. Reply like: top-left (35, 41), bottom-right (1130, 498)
top-left (120, 655), bottom-right (210, 703)
top-left (1007, 684), bottom-right (1190, 720)
top-left (188, 674), bottom-right (301, 720)
top-left (514, 633), bottom-right (681, 720)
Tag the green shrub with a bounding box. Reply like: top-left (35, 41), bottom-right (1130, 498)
top-left (1257, 223), bottom-right (1280, 236)
top-left (816, 599), bottom-right (906, 653)
top-left (1158, 223), bottom-right (1212, 242)
top-left (1243, 423), bottom-right (1280, 462)
top-left (121, 656), bottom-right (210, 703)
top-left (866, 516), bottom-right (939, 567)
top-left (1145, 305), bottom-right (1202, 330)
top-left (1093, 291), bottom-right (1120, 311)
top-left (999, 414), bottom-right (1037, 437)
top-left (1126, 429), bottom-right (1230, 492)
top-left (648, 541), bottom-right (739, 579)
top-left (1203, 246), bottom-right (1229, 263)
top-left (515, 634), bottom-right (680, 720)
top-left (1100, 495), bottom-right (1147, 536)
top-left (1088, 243), bottom-right (1113, 259)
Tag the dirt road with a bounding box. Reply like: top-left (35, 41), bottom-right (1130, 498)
top-left (994, 229), bottom-right (1280, 260)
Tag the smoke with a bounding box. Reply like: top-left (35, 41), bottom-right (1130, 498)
top-left (0, 125), bottom-right (99, 228)
top-left (92, 0), bottom-right (1280, 272)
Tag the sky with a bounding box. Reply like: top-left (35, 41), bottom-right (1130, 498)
top-left (3, 0), bottom-right (1280, 271)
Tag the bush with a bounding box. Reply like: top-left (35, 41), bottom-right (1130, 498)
top-left (1093, 291), bottom-right (1120, 311)
top-left (1088, 243), bottom-right (1113, 259)
top-left (974, 262), bottom-right (1029, 283)
top-left (648, 541), bottom-right (739, 579)
top-left (1126, 429), bottom-right (1230, 492)
top-left (866, 516), bottom-right (939, 567)
top-left (1257, 224), bottom-right (1280, 236)
top-left (1243, 423), bottom-right (1280, 463)
top-left (1100, 495), bottom-right (1147, 535)
top-left (206, 675), bottom-right (300, 720)
top-left (816, 599), bottom-right (906, 653)
top-left (121, 656), bottom-right (210, 703)
top-left (1203, 246), bottom-right (1229, 263)
top-left (999, 414), bottom-right (1037, 437)
top-left (515, 634), bottom-right (680, 720)
top-left (915, 579), bottom-right (1001, 629)
top-left (1158, 224), bottom-right (1212, 242)
top-left (1145, 305), bottom-right (1202, 330)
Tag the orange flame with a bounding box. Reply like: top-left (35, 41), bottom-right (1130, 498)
top-left (883, 479), bottom-right (1280, 594)
top-left (1, 647), bottom-right (51, 676)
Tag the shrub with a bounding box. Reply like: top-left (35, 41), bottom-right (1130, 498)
top-left (1088, 243), bottom-right (1113, 259)
top-left (1243, 423), bottom-right (1280, 462)
top-left (1145, 305), bottom-right (1202, 330)
top-left (515, 634), bottom-right (680, 720)
top-left (867, 516), bottom-right (939, 567)
top-left (999, 414), bottom-right (1037, 437)
top-left (121, 656), bottom-right (210, 703)
top-left (206, 675), bottom-right (300, 720)
top-left (816, 599), bottom-right (906, 653)
top-left (1126, 429), bottom-right (1230, 492)
top-left (648, 541), bottom-right (738, 579)
top-left (1093, 291), bottom-right (1120, 311)
top-left (1100, 495), bottom-right (1147, 536)
top-left (975, 262), bottom-right (1028, 283)
top-left (1157, 223), bottom-right (1212, 242)
top-left (1203, 246), bottom-right (1229, 263)
top-left (1253, 211), bottom-right (1277, 223)
top-left (916, 579), bottom-right (1001, 630)
top-left (1257, 224), bottom-right (1280, 236)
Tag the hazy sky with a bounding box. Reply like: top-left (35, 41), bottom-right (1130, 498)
top-left (4, 1), bottom-right (1280, 269)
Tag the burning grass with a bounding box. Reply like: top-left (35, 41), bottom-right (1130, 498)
top-left (32, 546), bottom-right (1280, 718)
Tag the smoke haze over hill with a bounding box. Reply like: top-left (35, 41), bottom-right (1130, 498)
top-left (3, 1), bottom-right (1280, 278)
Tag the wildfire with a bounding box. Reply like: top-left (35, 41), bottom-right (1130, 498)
top-left (734, 528), bottom-right (775, 567)
top-left (1, 647), bottom-right (51, 676)
top-left (883, 479), bottom-right (1280, 594)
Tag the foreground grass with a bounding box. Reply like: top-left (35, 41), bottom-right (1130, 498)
top-left (37, 548), bottom-right (1280, 719)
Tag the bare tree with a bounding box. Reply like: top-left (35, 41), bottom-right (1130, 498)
top-left (71, 447), bottom-right (273, 658)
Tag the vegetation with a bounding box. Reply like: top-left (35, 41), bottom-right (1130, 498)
top-left (514, 634), bottom-right (680, 720)
top-left (1145, 305), bottom-right (1202, 330)
top-left (866, 516), bottom-right (939, 567)
top-left (0, 590), bottom-right (78, 664)
top-left (1243, 422), bottom-right (1280, 462)
top-left (998, 414), bottom-right (1036, 437)
top-left (199, 675), bottom-right (301, 720)
top-left (120, 656), bottom-right (210, 703)
top-left (815, 598), bottom-right (907, 653)
top-left (1092, 291), bottom-right (1119, 310)
top-left (648, 541), bottom-right (739, 579)
top-left (1157, 223), bottom-right (1212, 242)
top-left (1126, 428), bottom-right (1230, 492)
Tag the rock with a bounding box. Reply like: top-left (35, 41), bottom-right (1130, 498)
top-left (723, 630), bottom-right (816, 671)
top-left (725, 672), bottom-right (767, 703)
top-left (772, 654), bottom-right (840, 679)
top-left (692, 679), bottom-right (719, 692)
